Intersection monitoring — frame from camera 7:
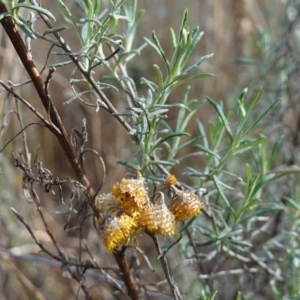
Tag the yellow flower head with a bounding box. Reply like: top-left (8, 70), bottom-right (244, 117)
top-left (102, 212), bottom-right (138, 252)
top-left (170, 189), bottom-right (203, 222)
top-left (139, 192), bottom-right (176, 236)
top-left (111, 177), bottom-right (148, 214)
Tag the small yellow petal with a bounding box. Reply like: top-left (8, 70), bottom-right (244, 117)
top-left (111, 177), bottom-right (148, 214)
top-left (102, 213), bottom-right (138, 252)
top-left (165, 175), bottom-right (177, 186)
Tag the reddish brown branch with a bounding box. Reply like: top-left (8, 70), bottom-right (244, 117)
top-left (114, 248), bottom-right (143, 300)
top-left (0, 3), bottom-right (97, 215)
top-left (0, 3), bottom-right (142, 299)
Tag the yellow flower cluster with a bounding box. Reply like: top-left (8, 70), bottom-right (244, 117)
top-left (96, 173), bottom-right (203, 252)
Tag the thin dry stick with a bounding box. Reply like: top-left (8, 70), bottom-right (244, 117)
top-left (78, 215), bottom-right (131, 300)
top-left (0, 4), bottom-right (141, 299)
top-left (114, 248), bottom-right (143, 300)
top-left (249, 252), bottom-right (283, 282)
top-left (28, 0), bottom-right (134, 136)
top-left (0, 122), bottom-right (46, 153)
top-left (151, 235), bottom-right (183, 300)
top-left (68, 267), bottom-right (93, 300)
top-left (0, 251), bottom-right (47, 300)
top-left (0, 4), bottom-right (97, 213)
top-left (0, 81), bottom-right (53, 129)
top-left (130, 246), bottom-right (155, 272)
top-left (10, 208), bottom-right (62, 261)
top-left (184, 228), bottom-right (214, 291)
top-left (1, 247), bottom-right (174, 299)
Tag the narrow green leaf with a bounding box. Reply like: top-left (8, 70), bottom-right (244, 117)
top-left (171, 73), bottom-right (214, 88)
top-left (140, 77), bottom-right (158, 92)
top-left (252, 173), bottom-right (286, 195)
top-left (205, 248), bottom-right (218, 261)
top-left (43, 26), bottom-right (67, 36)
top-left (237, 88), bottom-right (247, 118)
top-left (195, 145), bottom-right (221, 162)
top-left (175, 100), bottom-right (203, 133)
top-left (237, 88), bottom-right (263, 136)
top-left (238, 88), bottom-right (248, 102)
top-left (147, 108), bottom-right (169, 118)
top-left (235, 199), bottom-right (259, 224)
top-left (177, 136), bottom-right (203, 151)
top-left (117, 160), bottom-right (141, 170)
top-left (210, 291), bottom-right (218, 300)
top-left (63, 89), bottom-right (92, 105)
top-left (110, 14), bottom-right (130, 21)
top-left (180, 30), bottom-right (205, 67)
top-left (245, 163), bottom-right (252, 187)
top-left (150, 132), bottom-right (189, 154)
top-left (144, 37), bottom-right (160, 53)
top-left (180, 9), bottom-right (188, 32)
top-left (153, 64), bottom-right (164, 89)
top-left (230, 137), bottom-right (266, 156)
top-left (13, 4), bottom-right (56, 21)
top-left (74, 0), bottom-right (88, 15)
top-left (112, 0), bottom-right (127, 11)
top-left (170, 28), bottom-right (177, 50)
top-left (170, 53), bottom-right (213, 87)
top-left (213, 175), bottom-right (235, 214)
top-left (18, 23), bottom-right (36, 39)
top-left (247, 87), bottom-right (263, 114)
top-left (147, 160), bottom-right (175, 167)
top-left (155, 103), bottom-right (190, 110)
top-left (243, 98), bottom-right (280, 137)
top-left (152, 32), bottom-right (170, 70)
top-left (144, 36), bottom-right (169, 71)
top-left (283, 197), bottom-right (300, 211)
top-left (241, 205), bottom-right (281, 222)
top-left (184, 167), bottom-right (208, 178)
top-left (132, 10), bottom-right (145, 31)
top-left (181, 216), bottom-right (197, 232)
top-left (206, 97), bottom-right (233, 143)
top-left (93, 0), bottom-right (101, 16)
top-left (267, 135), bottom-right (284, 169)
top-left (87, 0), bottom-right (93, 18)
top-left (57, 0), bottom-right (83, 44)
top-left (196, 120), bottom-right (208, 148)
top-left (218, 225), bottom-right (232, 239)
top-left (168, 9), bottom-right (188, 73)
top-left (235, 57), bottom-right (261, 66)
top-left (49, 60), bottom-right (73, 68)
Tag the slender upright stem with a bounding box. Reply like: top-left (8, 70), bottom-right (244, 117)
top-left (0, 4), bottom-right (95, 211)
top-left (114, 248), bottom-right (143, 300)
top-left (0, 4), bottom-right (141, 299)
top-left (151, 235), bottom-right (182, 300)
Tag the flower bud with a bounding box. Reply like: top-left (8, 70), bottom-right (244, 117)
top-left (170, 188), bottom-right (203, 222)
top-left (139, 192), bottom-right (176, 236)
